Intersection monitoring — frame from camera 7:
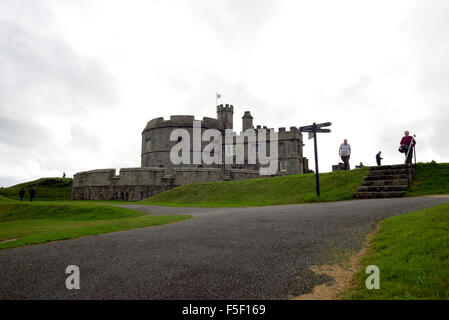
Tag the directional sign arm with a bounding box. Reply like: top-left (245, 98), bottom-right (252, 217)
top-left (316, 122), bottom-right (332, 128)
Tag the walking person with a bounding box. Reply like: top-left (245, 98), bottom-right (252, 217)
top-left (18, 188), bottom-right (25, 201)
top-left (339, 139), bottom-right (351, 170)
top-left (376, 151), bottom-right (383, 166)
top-left (29, 188), bottom-right (36, 202)
top-left (400, 131), bottom-right (416, 164)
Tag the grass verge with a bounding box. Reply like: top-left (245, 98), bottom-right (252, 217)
top-left (140, 168), bottom-right (369, 207)
top-left (0, 201), bottom-right (191, 250)
top-left (342, 202), bottom-right (449, 299)
top-left (406, 162), bottom-right (449, 197)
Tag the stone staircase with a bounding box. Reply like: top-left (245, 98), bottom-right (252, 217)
top-left (354, 164), bottom-right (414, 199)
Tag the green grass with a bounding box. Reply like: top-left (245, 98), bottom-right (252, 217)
top-left (0, 200), bottom-right (192, 250)
top-left (0, 177), bottom-right (72, 201)
top-left (342, 202), bottom-right (449, 300)
top-left (140, 168), bottom-right (370, 207)
top-left (406, 162), bottom-right (449, 197)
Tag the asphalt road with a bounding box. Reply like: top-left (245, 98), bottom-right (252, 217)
top-left (1, 196), bottom-right (448, 300)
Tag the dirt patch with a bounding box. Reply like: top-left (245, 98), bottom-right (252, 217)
top-left (291, 225), bottom-right (379, 300)
top-left (0, 239), bottom-right (18, 244)
top-left (425, 194), bottom-right (449, 198)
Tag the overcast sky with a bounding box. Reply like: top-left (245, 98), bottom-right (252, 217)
top-left (1, 0), bottom-right (449, 187)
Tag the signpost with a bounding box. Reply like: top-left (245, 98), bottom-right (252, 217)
top-left (299, 122), bottom-right (332, 197)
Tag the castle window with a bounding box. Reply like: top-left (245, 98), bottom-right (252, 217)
top-left (280, 161), bottom-right (287, 172)
top-left (279, 142), bottom-right (286, 157)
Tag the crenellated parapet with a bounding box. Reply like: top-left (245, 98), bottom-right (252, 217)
top-left (236, 126), bottom-right (302, 141)
top-left (217, 104), bottom-right (234, 130)
top-left (143, 115), bottom-right (221, 133)
top-left (216, 104), bottom-right (234, 113)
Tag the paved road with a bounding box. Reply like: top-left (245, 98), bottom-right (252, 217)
top-left (1, 196), bottom-right (448, 299)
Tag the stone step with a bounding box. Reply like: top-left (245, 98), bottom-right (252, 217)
top-left (364, 174), bottom-right (413, 181)
top-left (370, 164), bottom-right (411, 171)
top-left (354, 191), bottom-right (406, 199)
top-left (367, 169), bottom-right (412, 176)
top-left (357, 185), bottom-right (408, 192)
top-left (361, 179), bottom-right (409, 186)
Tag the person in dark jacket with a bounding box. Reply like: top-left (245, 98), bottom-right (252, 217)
top-left (29, 188), bottom-right (36, 202)
top-left (376, 151), bottom-right (383, 166)
top-left (18, 188), bottom-right (25, 201)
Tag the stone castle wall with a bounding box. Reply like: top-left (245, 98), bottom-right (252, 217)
top-left (72, 167), bottom-right (260, 201)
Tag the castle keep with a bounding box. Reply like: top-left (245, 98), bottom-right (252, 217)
top-left (72, 105), bottom-right (310, 201)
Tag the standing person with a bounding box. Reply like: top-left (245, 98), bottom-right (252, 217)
top-left (376, 151), bottom-right (383, 166)
top-left (339, 139), bottom-right (351, 170)
top-left (63, 172), bottom-right (66, 179)
top-left (400, 131), bottom-right (416, 164)
top-left (29, 188), bottom-right (36, 202)
top-left (18, 188), bottom-right (25, 201)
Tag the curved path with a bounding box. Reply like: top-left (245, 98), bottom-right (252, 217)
top-left (0, 196), bottom-right (448, 299)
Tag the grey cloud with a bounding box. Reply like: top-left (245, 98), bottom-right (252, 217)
top-left (0, 0), bottom-right (120, 187)
top-left (0, 3), bottom-right (118, 117)
top-left (184, 0), bottom-right (277, 48)
top-left (401, 0), bottom-right (449, 96)
top-left (341, 76), bottom-right (372, 102)
top-left (0, 116), bottom-right (52, 148)
top-left (69, 124), bottom-right (102, 151)
top-left (0, 176), bottom-right (21, 188)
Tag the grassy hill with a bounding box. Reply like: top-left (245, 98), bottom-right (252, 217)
top-left (140, 168), bottom-right (370, 207)
top-left (141, 162), bottom-right (449, 207)
top-left (0, 178), bottom-right (72, 201)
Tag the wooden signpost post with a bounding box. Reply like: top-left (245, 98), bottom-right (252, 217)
top-left (299, 122), bottom-right (332, 197)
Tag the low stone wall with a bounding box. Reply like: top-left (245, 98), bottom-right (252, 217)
top-left (72, 166), bottom-right (262, 201)
top-left (229, 169), bottom-right (260, 180)
top-left (173, 167), bottom-right (222, 185)
top-left (72, 167), bottom-right (173, 201)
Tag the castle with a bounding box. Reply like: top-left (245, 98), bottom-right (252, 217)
top-left (72, 105), bottom-right (310, 201)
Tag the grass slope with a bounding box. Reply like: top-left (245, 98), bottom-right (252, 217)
top-left (343, 202), bottom-right (449, 299)
top-left (406, 162), bottom-right (449, 197)
top-left (0, 178), bottom-right (72, 201)
top-left (141, 168), bottom-right (370, 207)
top-left (0, 201), bottom-right (191, 250)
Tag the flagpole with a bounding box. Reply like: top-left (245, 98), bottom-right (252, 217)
top-left (216, 92), bottom-right (222, 106)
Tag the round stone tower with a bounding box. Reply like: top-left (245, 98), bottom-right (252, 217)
top-left (141, 115), bottom-right (221, 170)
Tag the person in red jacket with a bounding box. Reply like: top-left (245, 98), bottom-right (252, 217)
top-left (400, 131), bottom-right (416, 164)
